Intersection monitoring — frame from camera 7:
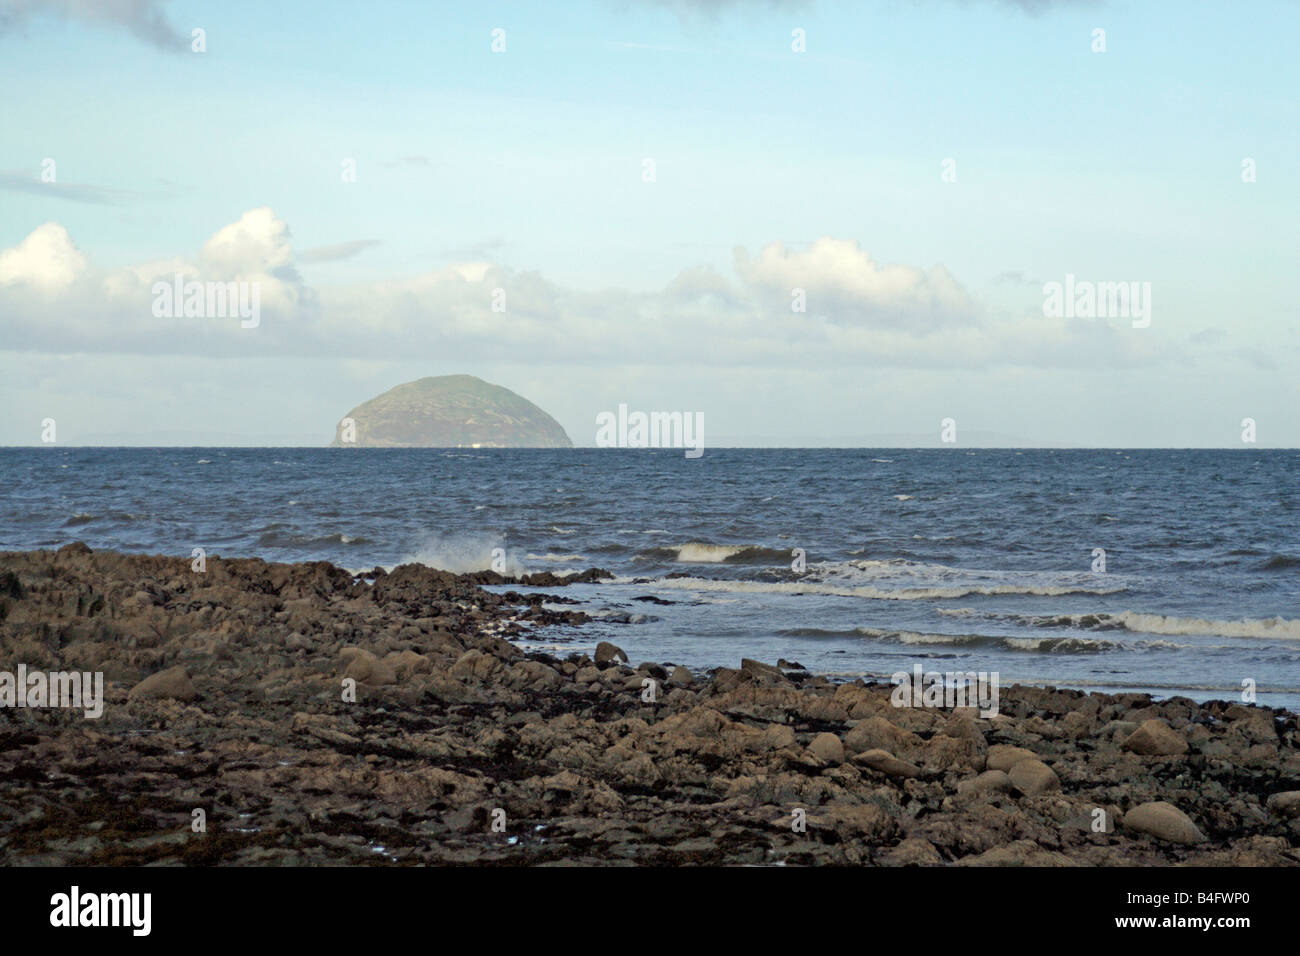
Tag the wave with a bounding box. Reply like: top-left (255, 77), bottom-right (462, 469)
top-left (1008, 677), bottom-right (1297, 695)
top-left (639, 542), bottom-right (794, 564)
top-left (582, 609), bottom-right (660, 624)
top-left (525, 552), bottom-right (587, 563)
top-left (399, 533), bottom-right (527, 576)
top-left (997, 609), bottom-right (1300, 641)
top-left (778, 625), bottom-right (1185, 654)
top-left (644, 575), bottom-right (1123, 601)
top-left (63, 513), bottom-right (96, 527)
top-left (853, 626), bottom-right (1125, 654)
top-left (1110, 611), bottom-right (1300, 641)
top-left (255, 530), bottom-right (371, 548)
top-left (1259, 554), bottom-right (1300, 571)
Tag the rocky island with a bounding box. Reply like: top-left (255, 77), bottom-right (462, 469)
top-left (331, 375), bottom-right (572, 448)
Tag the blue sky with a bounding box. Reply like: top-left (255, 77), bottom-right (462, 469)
top-left (1, 1), bottom-right (1297, 445)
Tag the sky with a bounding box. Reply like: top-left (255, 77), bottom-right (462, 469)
top-left (0, 0), bottom-right (1297, 446)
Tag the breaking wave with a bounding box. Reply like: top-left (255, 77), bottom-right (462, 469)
top-left (854, 626), bottom-right (1126, 653)
top-left (964, 608), bottom-right (1300, 641)
top-left (645, 575), bottom-right (1123, 601)
top-left (639, 542), bottom-right (794, 564)
top-left (400, 533), bottom-right (528, 576)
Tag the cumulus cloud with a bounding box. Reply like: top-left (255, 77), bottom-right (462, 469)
top-left (0, 0), bottom-right (185, 50)
top-left (0, 212), bottom-right (1175, 369)
top-left (0, 209), bottom-right (313, 352)
top-left (0, 222), bottom-right (86, 288)
top-left (200, 207), bottom-right (295, 278)
top-left (734, 238), bottom-right (976, 331)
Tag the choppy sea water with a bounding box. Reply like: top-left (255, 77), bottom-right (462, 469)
top-left (2, 448), bottom-right (1297, 710)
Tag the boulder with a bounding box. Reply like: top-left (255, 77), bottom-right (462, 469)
top-left (986, 745), bottom-right (1037, 772)
top-left (1123, 801), bottom-right (1206, 844)
top-left (957, 770), bottom-right (1013, 795)
top-left (667, 665), bottom-right (693, 687)
top-left (594, 641), bottom-right (628, 665)
top-left (1007, 758), bottom-right (1060, 796)
top-left (342, 649), bottom-right (397, 686)
top-left (1266, 791), bottom-right (1300, 819)
top-left (880, 838), bottom-right (943, 866)
top-left (1121, 719), bottom-right (1189, 756)
top-left (129, 665), bottom-right (197, 701)
top-left (844, 717), bottom-right (922, 757)
top-left (807, 732), bottom-right (845, 765)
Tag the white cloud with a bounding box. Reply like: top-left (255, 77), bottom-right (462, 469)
top-left (733, 237), bottom-right (976, 331)
top-left (0, 211), bottom-right (1178, 370)
top-left (199, 207), bottom-right (294, 279)
top-left (0, 222), bottom-right (87, 288)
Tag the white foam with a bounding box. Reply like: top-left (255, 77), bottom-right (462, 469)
top-left (674, 542), bottom-right (753, 563)
top-left (648, 576), bottom-right (1121, 601)
top-left (399, 533), bottom-right (528, 576)
top-left (1114, 611), bottom-right (1300, 641)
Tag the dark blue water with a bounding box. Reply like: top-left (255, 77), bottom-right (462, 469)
top-left (2, 448), bottom-right (1297, 708)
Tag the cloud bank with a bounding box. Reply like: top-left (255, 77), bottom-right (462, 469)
top-left (0, 208), bottom-right (1170, 370)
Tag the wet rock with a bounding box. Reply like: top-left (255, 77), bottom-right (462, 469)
top-left (740, 658), bottom-right (786, 685)
top-left (595, 641), bottom-right (628, 665)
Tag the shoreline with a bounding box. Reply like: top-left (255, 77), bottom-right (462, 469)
top-left (1, 544), bottom-right (1297, 865)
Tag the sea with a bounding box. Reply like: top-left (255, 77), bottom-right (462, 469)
top-left (2, 447), bottom-right (1297, 710)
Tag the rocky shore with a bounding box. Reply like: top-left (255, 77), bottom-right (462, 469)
top-left (1, 545), bottom-right (1298, 866)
